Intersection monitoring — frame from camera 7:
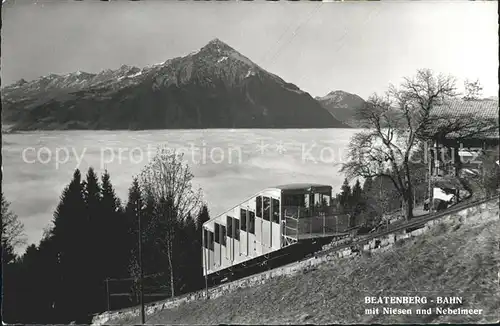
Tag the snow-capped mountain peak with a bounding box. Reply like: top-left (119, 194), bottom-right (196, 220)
top-left (2, 38), bottom-right (345, 130)
top-left (316, 90), bottom-right (366, 127)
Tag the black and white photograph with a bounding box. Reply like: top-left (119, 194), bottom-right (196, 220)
top-left (1, 0), bottom-right (499, 324)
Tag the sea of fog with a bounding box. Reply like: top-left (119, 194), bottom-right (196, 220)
top-left (2, 128), bottom-right (358, 252)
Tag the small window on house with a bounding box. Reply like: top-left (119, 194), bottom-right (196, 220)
top-left (234, 219), bottom-right (240, 240)
top-left (272, 198), bottom-right (280, 224)
top-left (226, 216), bottom-right (233, 238)
top-left (256, 196), bottom-right (262, 218)
top-left (203, 228), bottom-right (208, 248)
top-left (263, 197), bottom-right (270, 221)
top-left (221, 225), bottom-right (227, 246)
top-left (208, 231), bottom-right (214, 251)
top-left (240, 209), bottom-right (247, 232)
top-left (249, 211), bottom-right (255, 234)
top-left (214, 223), bottom-right (220, 244)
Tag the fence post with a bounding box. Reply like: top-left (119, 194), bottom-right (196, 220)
top-left (296, 212), bottom-right (299, 240)
top-left (323, 213), bottom-right (325, 236)
top-left (310, 215), bottom-right (312, 235)
top-left (428, 140), bottom-right (434, 214)
top-left (203, 229), bottom-right (209, 300)
top-left (105, 278), bottom-right (110, 311)
top-left (137, 199), bottom-right (146, 325)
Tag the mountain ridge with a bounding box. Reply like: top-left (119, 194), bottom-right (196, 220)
top-left (2, 39), bottom-right (347, 130)
top-left (315, 90), bottom-right (366, 128)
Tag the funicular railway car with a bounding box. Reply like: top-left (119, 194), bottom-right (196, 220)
top-left (202, 183), bottom-right (351, 285)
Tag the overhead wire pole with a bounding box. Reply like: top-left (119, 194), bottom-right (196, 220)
top-left (137, 198), bottom-right (146, 325)
top-left (203, 228), bottom-right (209, 299)
top-left (428, 140), bottom-right (434, 214)
top-left (105, 278), bottom-right (110, 311)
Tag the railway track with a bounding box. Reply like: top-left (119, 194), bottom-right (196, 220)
top-left (207, 195), bottom-right (499, 293)
top-left (315, 195), bottom-right (499, 259)
top-left (95, 195), bottom-right (498, 323)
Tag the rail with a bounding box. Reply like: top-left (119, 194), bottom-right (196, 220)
top-left (315, 194), bottom-right (500, 258)
top-left (282, 205), bottom-right (343, 218)
top-left (283, 205), bottom-right (350, 240)
top-left (93, 194), bottom-right (499, 323)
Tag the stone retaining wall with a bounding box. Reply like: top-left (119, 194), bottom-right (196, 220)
top-left (91, 197), bottom-right (499, 325)
top-left (334, 197), bottom-right (499, 260)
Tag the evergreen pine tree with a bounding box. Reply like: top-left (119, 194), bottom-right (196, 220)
top-left (82, 168), bottom-right (103, 313)
top-left (196, 204), bottom-right (210, 233)
top-left (1, 192), bottom-right (25, 264)
top-left (195, 205), bottom-right (210, 289)
top-left (363, 176), bottom-right (373, 193)
top-left (83, 167), bottom-right (102, 222)
top-left (1, 194), bottom-right (26, 324)
top-left (51, 169), bottom-right (88, 323)
top-left (35, 232), bottom-right (59, 323)
top-left (174, 213), bottom-right (199, 294)
top-left (351, 179), bottom-right (363, 202)
top-left (184, 213), bottom-right (199, 292)
top-left (123, 177), bottom-right (142, 304)
top-left (350, 179), bottom-right (364, 227)
top-left (339, 178), bottom-right (352, 213)
top-left (101, 170), bottom-right (127, 279)
top-left (125, 177), bottom-right (142, 256)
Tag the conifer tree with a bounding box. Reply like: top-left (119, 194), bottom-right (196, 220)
top-left (101, 170), bottom-right (127, 278)
top-left (83, 167), bottom-right (102, 223)
top-left (1, 194), bottom-right (26, 324)
top-left (349, 179), bottom-right (364, 227)
top-left (363, 177), bottom-right (373, 193)
top-left (126, 177), bottom-right (143, 292)
top-left (196, 204), bottom-right (210, 233)
top-left (1, 192), bottom-right (24, 265)
top-left (82, 167), bottom-right (103, 313)
top-left (51, 169), bottom-right (89, 323)
top-left (183, 213), bottom-right (199, 292)
top-left (194, 205), bottom-right (210, 289)
top-left (339, 178), bottom-right (352, 213)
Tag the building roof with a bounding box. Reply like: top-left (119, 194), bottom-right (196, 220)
top-left (203, 183), bottom-right (333, 226)
top-left (432, 99), bottom-right (498, 120)
top-left (430, 99), bottom-right (499, 139)
top-left (274, 183), bottom-right (332, 190)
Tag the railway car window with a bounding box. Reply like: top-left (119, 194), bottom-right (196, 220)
top-left (234, 219), bottom-right (240, 240)
top-left (263, 197), bottom-right (270, 221)
top-left (208, 231), bottom-right (214, 251)
top-left (321, 194), bottom-right (331, 206)
top-left (240, 209), bottom-right (247, 232)
top-left (221, 225), bottom-right (227, 246)
top-left (249, 211), bottom-right (255, 234)
top-left (272, 198), bottom-right (280, 223)
top-left (314, 193), bottom-right (321, 206)
top-left (285, 194), bottom-right (305, 207)
top-left (256, 196), bottom-right (262, 218)
top-left (226, 216), bottom-right (233, 238)
top-left (203, 228), bottom-right (208, 248)
top-left (304, 194), bottom-right (310, 208)
top-left (214, 223), bottom-right (220, 244)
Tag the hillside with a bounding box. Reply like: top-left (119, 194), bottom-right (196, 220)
top-left (1, 39), bottom-right (344, 130)
top-left (108, 216), bottom-right (500, 324)
top-left (315, 90), bottom-right (366, 127)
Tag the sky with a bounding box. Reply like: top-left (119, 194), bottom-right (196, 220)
top-left (1, 0), bottom-right (498, 99)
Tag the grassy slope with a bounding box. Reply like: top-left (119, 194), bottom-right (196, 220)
top-left (114, 218), bottom-right (500, 325)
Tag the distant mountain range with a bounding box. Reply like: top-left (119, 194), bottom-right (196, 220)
top-left (315, 90), bottom-right (367, 128)
top-left (1, 39), bottom-right (351, 131)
